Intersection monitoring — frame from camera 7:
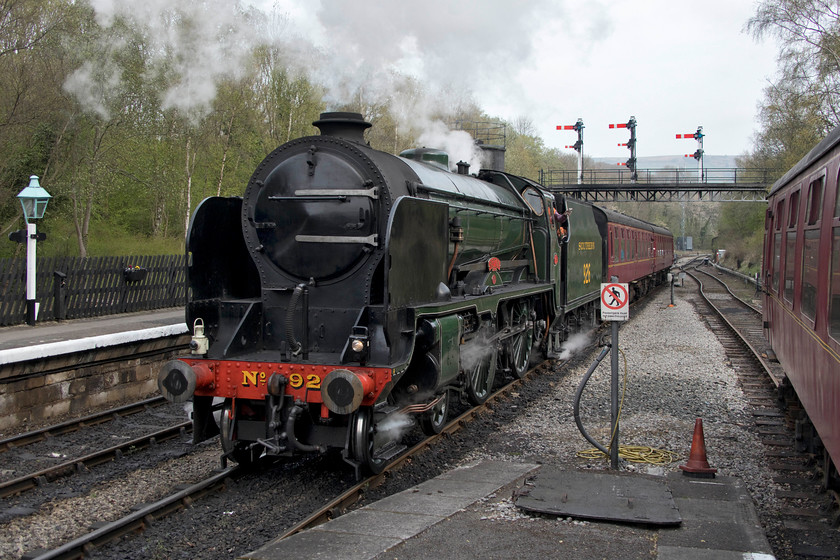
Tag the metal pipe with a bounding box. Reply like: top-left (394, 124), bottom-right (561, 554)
top-left (572, 344), bottom-right (612, 456)
top-left (302, 285), bottom-right (310, 360)
top-left (610, 321), bottom-right (620, 469)
top-left (285, 405), bottom-right (323, 453)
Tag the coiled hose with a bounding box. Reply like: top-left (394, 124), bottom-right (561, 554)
top-left (573, 343), bottom-right (679, 466)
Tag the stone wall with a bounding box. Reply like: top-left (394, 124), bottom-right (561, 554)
top-left (0, 334), bottom-right (190, 433)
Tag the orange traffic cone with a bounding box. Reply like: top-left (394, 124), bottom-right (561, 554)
top-left (679, 418), bottom-right (717, 478)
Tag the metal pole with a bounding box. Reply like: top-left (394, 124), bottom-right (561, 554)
top-left (670, 277), bottom-right (675, 306)
top-left (25, 221), bottom-right (37, 325)
top-left (578, 120), bottom-right (584, 185)
top-left (610, 320), bottom-right (619, 469)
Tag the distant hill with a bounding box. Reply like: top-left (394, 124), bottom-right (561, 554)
top-left (593, 155), bottom-right (739, 169)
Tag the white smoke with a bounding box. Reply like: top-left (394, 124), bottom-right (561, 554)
top-left (460, 330), bottom-right (496, 372)
top-left (64, 59), bottom-right (124, 120)
top-left (74, 0), bottom-right (264, 118)
top-left (416, 121), bottom-right (486, 172)
top-left (375, 412), bottom-right (415, 442)
top-left (558, 332), bottom-right (590, 361)
top-left (70, 0), bottom-right (551, 152)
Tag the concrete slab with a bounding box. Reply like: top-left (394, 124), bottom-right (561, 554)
top-left (516, 468), bottom-right (682, 526)
top-left (666, 472), bottom-right (745, 501)
top-left (366, 490), bottom-right (480, 516)
top-left (242, 528), bottom-right (401, 560)
top-left (657, 519), bottom-right (773, 554)
top-left (673, 497), bottom-right (755, 523)
top-left (309, 508), bottom-right (438, 540)
top-left (658, 545), bottom-right (776, 560)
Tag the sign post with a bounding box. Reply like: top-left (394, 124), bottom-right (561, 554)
top-left (601, 282), bottom-right (629, 469)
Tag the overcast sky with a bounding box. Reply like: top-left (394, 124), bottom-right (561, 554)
top-left (258, 0), bottom-right (778, 159)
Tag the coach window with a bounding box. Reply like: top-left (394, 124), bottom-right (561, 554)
top-left (784, 231), bottom-right (796, 303)
top-left (836, 169), bottom-right (840, 218)
top-left (807, 176), bottom-right (824, 225)
top-left (770, 200), bottom-right (784, 293)
top-left (831, 228), bottom-right (840, 339)
top-left (801, 177), bottom-right (824, 321)
top-left (801, 229), bottom-right (820, 320)
top-left (772, 231), bottom-right (782, 293)
top-left (620, 228), bottom-right (626, 262)
top-left (783, 190), bottom-right (800, 304)
top-left (832, 170), bottom-right (840, 337)
top-left (776, 200), bottom-right (784, 230)
top-left (789, 190), bottom-right (800, 227)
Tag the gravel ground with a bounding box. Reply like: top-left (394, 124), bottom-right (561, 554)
top-left (0, 283), bottom-right (793, 559)
top-left (461, 283), bottom-right (771, 483)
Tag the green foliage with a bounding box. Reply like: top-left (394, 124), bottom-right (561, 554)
top-left (746, 1), bottom-right (840, 168)
top-left (715, 203), bottom-right (767, 269)
top-left (503, 117), bottom-right (576, 180)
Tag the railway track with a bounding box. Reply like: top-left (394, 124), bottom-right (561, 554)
top-left (24, 466), bottom-right (239, 560)
top-left (0, 421), bottom-right (191, 498)
top-left (688, 264), bottom-right (785, 386)
top-left (0, 397), bottom-right (192, 499)
top-left (685, 263), bottom-right (840, 559)
top-left (0, 396), bottom-right (167, 452)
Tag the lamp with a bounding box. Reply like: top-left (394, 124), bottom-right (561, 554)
top-left (16, 175), bottom-right (50, 324)
top-left (17, 175), bottom-right (51, 222)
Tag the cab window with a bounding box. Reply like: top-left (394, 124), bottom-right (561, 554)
top-left (522, 187), bottom-right (545, 216)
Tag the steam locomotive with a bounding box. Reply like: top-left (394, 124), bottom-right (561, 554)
top-left (157, 112), bottom-right (673, 474)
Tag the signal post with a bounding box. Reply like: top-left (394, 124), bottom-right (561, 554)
top-left (677, 126), bottom-right (704, 181)
top-left (610, 117), bottom-right (637, 181)
top-left (557, 118), bottom-right (584, 184)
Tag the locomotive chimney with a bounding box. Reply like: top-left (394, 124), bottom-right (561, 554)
top-left (313, 112), bottom-right (372, 144)
top-left (478, 143), bottom-right (506, 172)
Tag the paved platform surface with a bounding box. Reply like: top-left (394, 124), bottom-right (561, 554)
top-left (0, 308), bottom-right (186, 361)
top-left (0, 308), bottom-right (185, 350)
top-left (243, 460), bottom-right (776, 560)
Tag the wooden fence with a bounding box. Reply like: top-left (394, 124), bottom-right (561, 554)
top-left (0, 254), bottom-right (187, 326)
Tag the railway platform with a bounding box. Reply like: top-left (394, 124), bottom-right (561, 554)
top-left (244, 459), bottom-right (775, 560)
top-left (0, 308), bottom-right (188, 431)
top-left (0, 307), bottom-right (186, 358)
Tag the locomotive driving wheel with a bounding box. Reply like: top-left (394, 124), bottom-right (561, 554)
top-left (419, 390), bottom-right (450, 435)
top-left (465, 347), bottom-right (497, 405)
top-left (350, 406), bottom-right (388, 475)
top-left (506, 300), bottom-right (533, 378)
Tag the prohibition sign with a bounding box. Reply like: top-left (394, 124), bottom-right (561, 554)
top-left (601, 283), bottom-right (629, 321)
